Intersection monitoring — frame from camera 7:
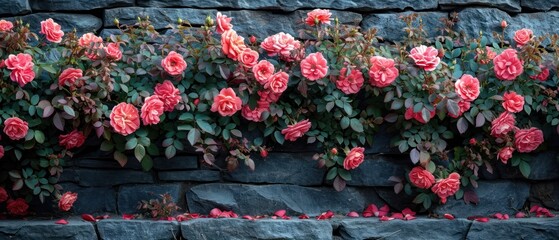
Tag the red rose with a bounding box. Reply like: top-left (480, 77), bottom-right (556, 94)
top-left (498, 147), bottom-right (514, 164)
top-left (305, 9), bottom-right (331, 26)
top-left (409, 166), bottom-right (435, 189)
top-left (154, 80), bottom-right (181, 112)
top-left (258, 89), bottom-right (281, 103)
top-left (491, 112), bottom-right (516, 137)
top-left (514, 28), bottom-right (533, 47)
top-left (493, 49), bottom-right (523, 80)
top-left (59, 130), bottom-right (86, 150)
top-left (502, 91), bottom-right (524, 113)
top-left (221, 30), bottom-right (246, 60)
top-left (58, 68), bottom-right (83, 87)
top-left (40, 18), bottom-right (64, 43)
top-left (7, 198), bottom-right (28, 216)
top-left (78, 32), bottom-right (103, 48)
top-left (404, 107), bottom-right (435, 124)
top-left (0, 145), bottom-right (4, 159)
top-left (105, 43), bottom-right (122, 61)
top-left (161, 51), bottom-right (187, 76)
top-left (264, 71), bottom-right (289, 94)
top-left (0, 20), bottom-right (13, 31)
top-left (530, 65), bottom-right (549, 81)
top-left (343, 147), bottom-right (365, 170)
top-left (281, 119), bottom-right (311, 141)
top-left (455, 74), bottom-right (480, 102)
top-left (431, 173), bottom-right (461, 204)
top-left (260, 32), bottom-right (301, 62)
top-left (10, 68), bottom-right (35, 87)
top-left (514, 127), bottom-right (544, 153)
top-left (3, 117), bottom-right (28, 140)
top-left (238, 48), bottom-right (259, 68)
top-left (210, 88), bottom-right (242, 117)
top-left (448, 100), bottom-right (471, 118)
top-left (300, 52), bottom-right (328, 81)
top-left (0, 187), bottom-right (8, 203)
top-left (336, 67), bottom-right (364, 94)
top-left (369, 56), bottom-right (399, 88)
top-left (216, 12), bottom-right (233, 34)
top-left (252, 60), bottom-right (275, 86)
top-left (58, 191), bottom-right (78, 212)
top-left (110, 103), bottom-right (140, 136)
top-left (141, 96), bottom-right (165, 125)
top-left (476, 46), bottom-right (496, 65)
top-left (409, 45), bottom-right (440, 71)
top-left (5, 53), bottom-right (34, 71)
top-left (241, 105), bottom-right (265, 122)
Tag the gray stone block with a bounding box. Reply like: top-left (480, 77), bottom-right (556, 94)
top-left (73, 157), bottom-right (141, 170)
top-left (361, 11), bottom-right (447, 42)
top-left (0, 0), bottom-right (30, 15)
top-left (59, 168), bottom-right (79, 183)
top-left (104, 7), bottom-right (215, 29)
top-left (76, 169), bottom-right (154, 187)
top-left (97, 219), bottom-right (181, 240)
top-left (346, 155), bottom-right (410, 187)
top-left (181, 218), bottom-right (332, 240)
top-left (466, 218), bottom-right (559, 240)
top-left (530, 181), bottom-right (559, 210)
top-left (521, 0), bottom-right (559, 11)
top-left (153, 155), bottom-right (198, 170)
top-left (118, 183), bottom-right (183, 214)
top-left (60, 183), bottom-right (117, 214)
top-left (498, 151), bottom-right (559, 180)
top-left (8, 13), bottom-right (103, 35)
top-left (0, 220), bottom-right (96, 240)
top-left (159, 170), bottom-right (221, 182)
top-left (29, 0), bottom-right (135, 11)
top-left (440, 0), bottom-right (521, 12)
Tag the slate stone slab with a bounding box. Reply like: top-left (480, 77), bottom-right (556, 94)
top-left (466, 218), bottom-right (559, 240)
top-left (97, 219), bottom-right (181, 240)
top-left (338, 218), bottom-right (471, 240)
top-left (223, 152), bottom-right (325, 186)
top-left (530, 181), bottom-right (559, 210)
top-left (346, 155), bottom-right (410, 187)
top-left (375, 187), bottom-right (416, 211)
top-left (498, 151), bottom-right (559, 180)
top-left (365, 125), bottom-right (399, 154)
top-left (186, 183), bottom-right (383, 216)
top-left (0, 220), bottom-right (96, 240)
top-left (521, 0), bottom-right (559, 11)
top-left (76, 169), bottom-right (154, 187)
top-left (181, 218), bottom-right (332, 240)
top-left (60, 183), bottom-right (117, 214)
top-left (361, 11), bottom-right (446, 42)
top-left (433, 180), bottom-right (530, 217)
top-left (159, 170), bottom-right (221, 182)
top-left (59, 168), bottom-right (80, 183)
top-left (118, 183), bottom-right (183, 214)
top-left (73, 157), bottom-right (141, 170)
top-left (440, 0), bottom-right (521, 12)
top-left (104, 7), bottom-right (216, 29)
top-left (30, 0), bottom-right (134, 11)
top-left (153, 155), bottom-right (198, 170)
top-left (8, 13), bottom-right (103, 34)
top-left (0, 0), bottom-right (30, 15)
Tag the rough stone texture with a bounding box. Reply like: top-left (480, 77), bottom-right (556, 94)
top-left (153, 155), bottom-right (198, 170)
top-left (97, 220), bottom-right (181, 240)
top-left (455, 8), bottom-right (511, 44)
top-left (466, 218), bottom-right (559, 240)
top-left (137, 0), bottom-right (438, 11)
top-left (521, 0), bottom-right (559, 11)
top-left (8, 13), bottom-right (103, 34)
top-left (72, 157), bottom-right (141, 170)
top-left (433, 180), bottom-right (530, 217)
top-left (104, 7), bottom-right (216, 29)
top-left (347, 155), bottom-right (409, 187)
top-left (0, 0), bottom-right (30, 15)
top-left (60, 183), bottom-right (117, 214)
top-left (181, 218), bottom-right (332, 240)
top-left (158, 170), bottom-right (221, 182)
top-left (365, 125), bottom-right (399, 154)
top-left (375, 187), bottom-right (416, 211)
top-left (118, 183), bottom-right (183, 214)
top-left (29, 0), bottom-right (135, 11)
top-left (361, 11), bottom-right (447, 42)
top-left (76, 169), bottom-right (154, 187)
top-left (440, 0), bottom-right (521, 12)
top-left (530, 181), bottom-right (559, 210)
top-left (0, 220), bottom-right (96, 240)
top-left (498, 151), bottom-right (559, 180)
top-left (58, 168), bottom-right (79, 183)
top-left (338, 218), bottom-right (471, 240)
top-left (512, 12), bottom-right (559, 46)
top-left (223, 153), bottom-right (325, 186)
top-left (187, 183), bottom-right (383, 215)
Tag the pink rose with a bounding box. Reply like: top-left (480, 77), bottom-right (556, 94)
top-left (336, 67), bottom-right (364, 94)
top-left (4, 53), bottom-right (33, 71)
top-left (409, 45), bottom-right (440, 71)
top-left (238, 48), bottom-right (259, 68)
top-left (3, 117), bottom-right (28, 140)
top-left (154, 80), bottom-right (181, 112)
top-left (252, 60), bottom-right (275, 85)
top-left (0, 145), bottom-right (4, 159)
top-left (216, 12), bottom-right (233, 34)
top-left (161, 51), bottom-right (187, 76)
top-left (241, 105), bottom-right (265, 122)
top-left (221, 29), bottom-right (246, 60)
top-left (305, 9), bottom-right (331, 26)
top-left (40, 18), bottom-right (64, 43)
top-left (104, 43), bottom-right (122, 61)
top-left (10, 68), bottom-right (35, 87)
top-left (404, 107), bottom-right (435, 124)
top-left (58, 191), bottom-right (78, 212)
top-left (455, 74), bottom-right (480, 102)
top-left (431, 173), bottom-right (461, 204)
top-left (530, 65), bottom-right (549, 81)
top-left (502, 91), bottom-right (524, 113)
top-left (210, 88), bottom-right (242, 117)
top-left (0, 20), bottom-right (13, 31)
top-left (110, 103), bottom-right (140, 136)
top-left (264, 71), bottom-right (289, 94)
top-left (300, 52), bottom-right (328, 81)
top-left (343, 147), bottom-right (365, 170)
top-left (448, 100), bottom-right (471, 118)
top-left (409, 166), bottom-right (435, 189)
top-left (58, 68), bottom-right (83, 87)
top-left (368, 56), bottom-right (399, 88)
top-left (491, 112), bottom-right (516, 137)
top-left (498, 147), bottom-right (514, 164)
top-left (514, 127), bottom-right (544, 153)
top-left (78, 33), bottom-right (103, 47)
top-left (0, 186), bottom-right (7, 203)
top-left (7, 198), bottom-right (28, 216)
top-left (59, 130), bottom-right (86, 149)
top-left (260, 32), bottom-right (301, 61)
top-left (514, 28), bottom-right (533, 47)
top-left (141, 96), bottom-right (164, 125)
top-left (258, 89), bottom-right (281, 103)
top-left (281, 119), bottom-right (312, 141)
top-left (476, 46), bottom-right (496, 65)
top-left (493, 48), bottom-right (523, 80)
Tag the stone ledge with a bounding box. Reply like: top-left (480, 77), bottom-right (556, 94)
top-left (0, 219), bottom-right (96, 240)
top-left (97, 219), bottom-right (181, 240)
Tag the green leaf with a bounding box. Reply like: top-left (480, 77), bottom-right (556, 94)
top-left (519, 161), bottom-right (531, 178)
top-left (165, 146), bottom-right (176, 159)
top-left (100, 141), bottom-right (114, 151)
top-left (34, 130), bottom-right (45, 144)
top-left (41, 65), bottom-right (57, 74)
top-left (134, 145), bottom-right (146, 162)
top-left (426, 161), bottom-right (436, 173)
top-left (63, 105), bottom-right (75, 117)
top-left (274, 131), bottom-right (285, 144)
top-left (338, 168), bottom-right (352, 181)
top-left (141, 155), bottom-right (153, 171)
top-left (114, 151), bottom-right (128, 167)
top-left (326, 167), bottom-right (338, 180)
top-left (350, 118), bottom-right (364, 132)
top-left (340, 117), bottom-right (350, 129)
top-left (125, 138), bottom-right (138, 150)
top-left (196, 119), bottom-right (215, 134)
top-left (343, 102), bottom-right (352, 115)
top-left (187, 128), bottom-right (200, 146)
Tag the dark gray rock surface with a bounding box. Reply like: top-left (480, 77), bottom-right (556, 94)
top-left (29, 0), bottom-right (134, 11)
top-left (440, 0), bottom-right (521, 12)
top-left (75, 169), bottom-right (154, 187)
top-left (159, 170), bottom-right (221, 182)
top-left (361, 11), bottom-right (447, 42)
top-left (0, 220), bottom-right (96, 240)
top-left (97, 219), bottom-right (181, 240)
top-left (60, 183), bottom-right (117, 214)
top-left (8, 13), bottom-right (103, 34)
top-left (466, 218), bottom-right (559, 240)
top-left (118, 183), bottom-right (183, 214)
top-left (0, 0), bottom-right (30, 15)
top-left (346, 155), bottom-right (410, 187)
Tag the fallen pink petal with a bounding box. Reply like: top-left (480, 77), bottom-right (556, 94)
top-left (274, 209), bottom-right (286, 218)
top-left (55, 219), bottom-right (68, 225)
top-left (347, 211), bottom-right (359, 218)
top-left (122, 214), bottom-right (135, 220)
top-left (444, 214), bottom-right (455, 220)
top-left (515, 212), bottom-right (527, 218)
top-left (299, 214), bottom-right (310, 219)
top-left (81, 214), bottom-right (97, 222)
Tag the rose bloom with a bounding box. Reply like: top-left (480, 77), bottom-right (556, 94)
top-left (343, 147), bottom-right (365, 170)
top-left (409, 166), bottom-right (435, 189)
top-left (40, 18), bottom-right (64, 43)
top-left (455, 74), bottom-right (480, 102)
top-left (141, 96), bottom-right (165, 125)
top-left (431, 172), bottom-right (461, 204)
top-left (409, 45), bottom-right (440, 71)
top-left (161, 51), bottom-right (187, 76)
top-left (514, 28), bottom-right (533, 47)
top-left (404, 107), bottom-right (435, 124)
top-left (498, 147), bottom-right (514, 164)
top-left (514, 127), bottom-right (544, 153)
top-left (258, 89), bottom-right (281, 103)
top-left (260, 32), bottom-right (301, 61)
top-left (211, 88), bottom-right (242, 117)
top-left (476, 46), bottom-right (497, 64)
top-left (58, 68), bottom-right (83, 86)
top-left (0, 145), bottom-right (4, 159)
top-left (78, 33), bottom-right (103, 47)
top-left (58, 191), bottom-right (78, 212)
top-left (530, 65), bottom-right (549, 81)
top-left (7, 198), bottom-right (28, 216)
top-left (448, 100), bottom-right (471, 118)
top-left (305, 9), bottom-right (331, 26)
top-left (0, 20), bottom-right (13, 31)
top-left (493, 48), bottom-right (523, 80)
top-left (252, 60), bottom-right (275, 85)
top-left (264, 71), bottom-right (289, 94)
top-left (336, 67), bottom-right (364, 94)
top-left (221, 29), bottom-right (246, 60)
top-left (105, 43), bottom-right (122, 61)
top-left (0, 186), bottom-right (7, 203)
top-left (281, 119), bottom-right (312, 141)
top-left (368, 56), bottom-right (399, 88)
top-left (4, 53), bottom-right (34, 71)
top-left (490, 112), bottom-right (516, 137)
top-left (216, 12), bottom-right (233, 34)
top-left (502, 91), bottom-right (524, 113)
top-left (238, 48), bottom-right (259, 68)
top-left (4, 117), bottom-right (28, 140)
top-left (59, 130), bottom-right (86, 149)
top-left (110, 103), bottom-right (140, 136)
top-left (241, 105), bottom-right (265, 122)
top-left (154, 80), bottom-right (181, 112)
top-left (300, 52), bottom-right (328, 81)
top-left (10, 68), bottom-right (35, 87)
